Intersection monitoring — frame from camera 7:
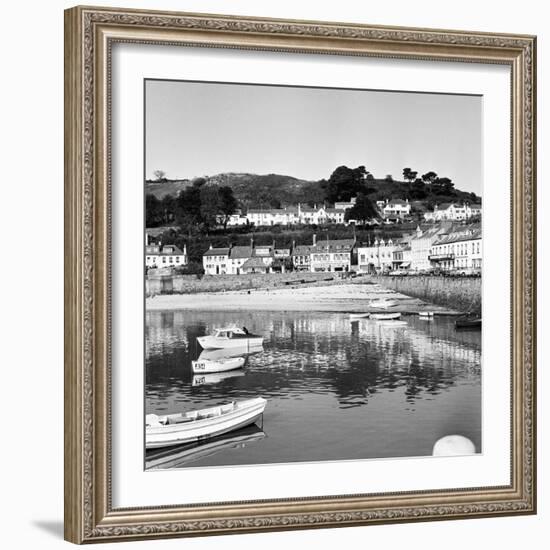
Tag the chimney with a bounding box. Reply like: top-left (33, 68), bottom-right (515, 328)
top-left (312, 234), bottom-right (317, 246)
top-left (183, 244), bottom-right (187, 255)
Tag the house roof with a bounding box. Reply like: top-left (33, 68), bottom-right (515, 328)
top-left (146, 244), bottom-right (185, 256)
top-left (311, 239), bottom-right (355, 253)
top-left (386, 199), bottom-right (408, 206)
top-left (203, 247), bottom-right (230, 257)
top-left (433, 228), bottom-right (482, 246)
top-left (229, 246), bottom-right (253, 259)
top-left (292, 245), bottom-right (313, 256)
top-left (241, 257), bottom-right (270, 269)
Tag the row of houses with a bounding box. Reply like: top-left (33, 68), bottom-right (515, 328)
top-left (221, 199), bottom-right (356, 228)
top-left (144, 220), bottom-right (482, 275)
top-left (356, 223), bottom-right (482, 273)
top-left (202, 223), bottom-right (482, 275)
top-left (423, 202), bottom-right (481, 222)
top-left (203, 235), bottom-right (357, 275)
top-left (220, 198), bottom-right (481, 228)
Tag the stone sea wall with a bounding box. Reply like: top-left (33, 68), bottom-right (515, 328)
top-left (375, 275), bottom-right (482, 314)
top-left (146, 270), bottom-right (362, 295)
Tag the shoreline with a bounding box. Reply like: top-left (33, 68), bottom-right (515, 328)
top-left (146, 282), bottom-right (462, 315)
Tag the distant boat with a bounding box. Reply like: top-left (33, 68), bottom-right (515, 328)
top-left (371, 312), bottom-right (401, 320)
top-left (192, 371), bottom-right (245, 386)
top-left (197, 326), bottom-right (264, 350)
top-left (350, 312), bottom-right (370, 320)
top-left (191, 356), bottom-right (245, 374)
top-left (146, 397), bottom-right (267, 449)
top-left (370, 298), bottom-right (398, 309)
top-left (419, 311), bottom-right (434, 318)
top-left (145, 425), bottom-right (266, 469)
top-left (455, 317), bottom-right (482, 330)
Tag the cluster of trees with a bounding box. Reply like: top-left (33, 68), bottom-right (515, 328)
top-left (146, 177), bottom-right (237, 233)
top-left (402, 168), bottom-right (455, 199)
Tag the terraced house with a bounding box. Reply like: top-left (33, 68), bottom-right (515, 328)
top-left (145, 242), bottom-right (188, 269)
top-left (309, 235), bottom-right (356, 273)
top-left (430, 227), bottom-right (482, 271)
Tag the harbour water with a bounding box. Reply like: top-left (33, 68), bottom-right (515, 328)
top-left (145, 310), bottom-right (481, 469)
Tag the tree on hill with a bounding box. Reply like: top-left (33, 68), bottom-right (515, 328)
top-left (344, 193), bottom-right (379, 224)
top-left (218, 186), bottom-right (239, 228)
top-left (153, 169), bottom-right (167, 182)
top-left (323, 165), bottom-right (368, 203)
top-left (410, 178), bottom-right (427, 200)
top-left (421, 171), bottom-right (438, 185)
top-left (433, 176), bottom-right (455, 195)
top-left (403, 167), bottom-right (418, 185)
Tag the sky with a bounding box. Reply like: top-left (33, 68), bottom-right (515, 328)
top-left (145, 79), bottom-right (482, 196)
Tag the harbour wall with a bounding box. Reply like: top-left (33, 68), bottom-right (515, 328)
top-left (375, 275), bottom-right (481, 314)
top-left (146, 270), bottom-right (365, 295)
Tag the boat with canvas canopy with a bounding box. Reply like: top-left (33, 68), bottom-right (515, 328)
top-left (197, 326), bottom-right (264, 350)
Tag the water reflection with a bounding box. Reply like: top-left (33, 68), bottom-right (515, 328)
top-left (145, 310), bottom-right (481, 467)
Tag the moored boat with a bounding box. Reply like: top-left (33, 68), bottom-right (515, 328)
top-left (371, 312), bottom-right (401, 320)
top-left (370, 298), bottom-right (398, 309)
top-left (455, 317), bottom-right (482, 330)
top-left (197, 326), bottom-right (264, 350)
top-left (419, 311), bottom-right (434, 317)
top-left (146, 397), bottom-right (267, 449)
top-left (191, 356), bottom-right (245, 374)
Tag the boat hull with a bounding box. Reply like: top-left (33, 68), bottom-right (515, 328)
top-left (371, 312), bottom-right (401, 320)
top-left (191, 356), bottom-right (245, 374)
top-left (455, 318), bottom-right (482, 330)
top-left (197, 335), bottom-right (264, 350)
top-left (146, 398), bottom-right (267, 449)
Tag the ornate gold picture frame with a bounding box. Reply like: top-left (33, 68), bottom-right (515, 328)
top-left (64, 5), bottom-right (536, 544)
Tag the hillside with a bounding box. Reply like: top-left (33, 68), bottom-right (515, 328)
top-left (145, 172), bottom-right (325, 208)
top-left (145, 172), bottom-right (481, 211)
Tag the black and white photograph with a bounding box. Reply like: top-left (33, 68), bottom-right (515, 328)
top-left (144, 79), bottom-right (483, 470)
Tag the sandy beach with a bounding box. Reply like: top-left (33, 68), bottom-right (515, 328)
top-left (146, 282), bottom-right (460, 314)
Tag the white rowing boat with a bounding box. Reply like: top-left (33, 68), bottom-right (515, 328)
top-left (191, 356), bottom-right (245, 374)
top-left (197, 326), bottom-right (264, 350)
top-left (145, 397), bottom-right (267, 449)
top-left (370, 298), bottom-right (398, 309)
top-left (419, 311), bottom-right (434, 317)
top-left (371, 312), bottom-right (401, 320)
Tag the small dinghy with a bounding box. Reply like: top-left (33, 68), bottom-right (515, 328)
top-left (146, 397), bottom-right (267, 449)
top-left (370, 298), bottom-right (398, 309)
top-left (419, 311), bottom-right (434, 318)
top-left (197, 326), bottom-right (264, 350)
top-left (371, 312), bottom-right (401, 320)
top-left (191, 356), bottom-right (245, 374)
top-left (455, 317), bottom-right (482, 330)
